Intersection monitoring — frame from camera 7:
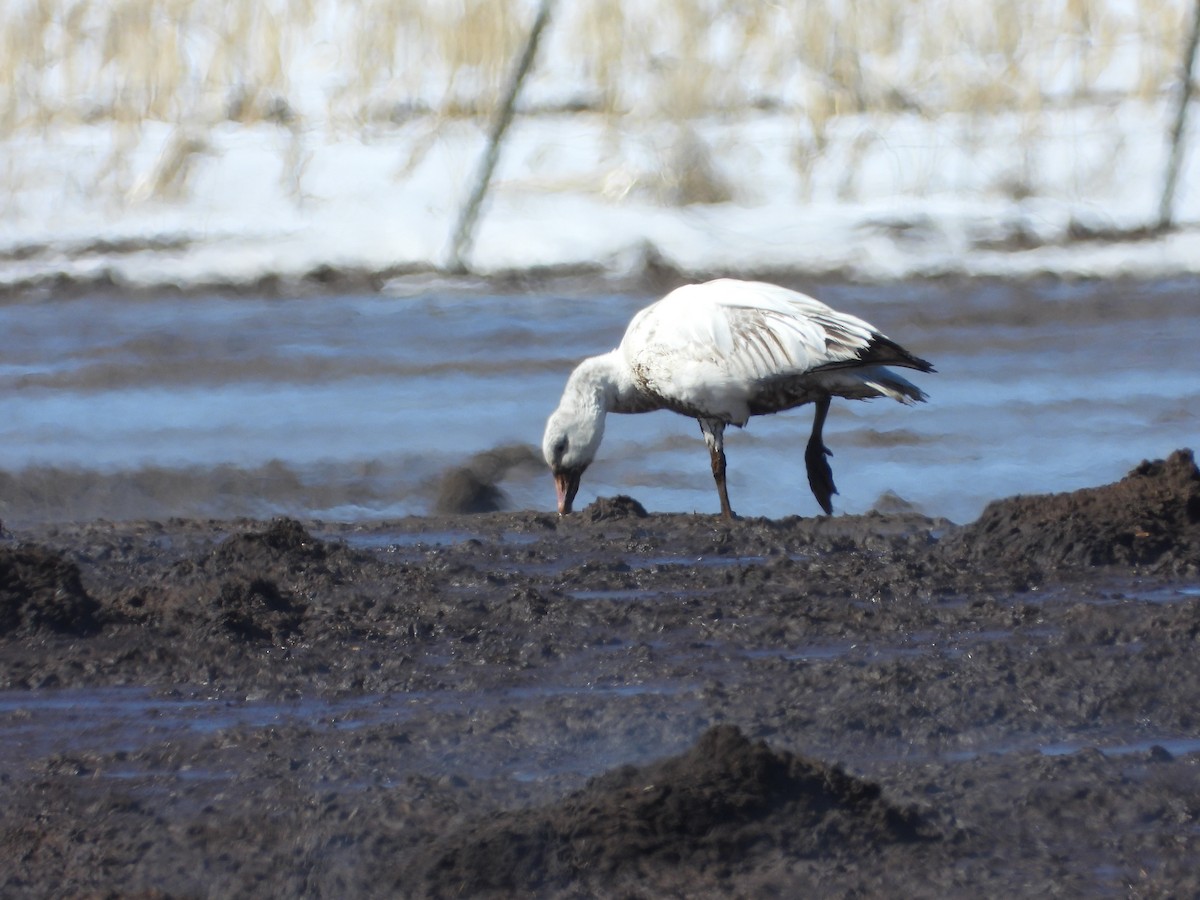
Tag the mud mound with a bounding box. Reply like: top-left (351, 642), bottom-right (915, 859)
top-left (582, 494), bottom-right (649, 521)
top-left (433, 468), bottom-right (505, 514)
top-left (99, 518), bottom-right (363, 633)
top-left (420, 725), bottom-right (930, 896)
top-left (0, 545), bottom-right (99, 635)
top-left (200, 517), bottom-right (370, 589)
top-left (943, 449), bottom-right (1200, 572)
top-left (434, 444), bottom-right (541, 514)
top-left (212, 516), bottom-right (329, 565)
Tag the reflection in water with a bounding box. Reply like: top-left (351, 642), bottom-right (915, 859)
top-left (1, 278), bottom-right (1197, 524)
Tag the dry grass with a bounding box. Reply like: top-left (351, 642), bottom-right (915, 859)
top-left (3, 0), bottom-right (1185, 128)
top-left (0, 0), bottom-right (1191, 205)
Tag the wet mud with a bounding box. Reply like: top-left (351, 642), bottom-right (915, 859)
top-left (2, 450), bottom-right (1200, 897)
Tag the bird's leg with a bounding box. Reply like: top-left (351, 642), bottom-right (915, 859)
top-left (805, 396), bottom-right (837, 515)
top-left (699, 419), bottom-right (735, 520)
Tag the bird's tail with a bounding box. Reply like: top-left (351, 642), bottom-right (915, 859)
top-left (812, 366), bottom-right (928, 403)
top-left (859, 367), bottom-right (928, 404)
top-left (814, 332), bottom-right (936, 375)
top-left (860, 334), bottom-right (936, 373)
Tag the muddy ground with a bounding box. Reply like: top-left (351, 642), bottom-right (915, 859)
top-left (2, 449), bottom-right (1200, 898)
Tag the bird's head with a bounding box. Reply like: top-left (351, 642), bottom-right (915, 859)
top-left (542, 405), bottom-right (605, 515)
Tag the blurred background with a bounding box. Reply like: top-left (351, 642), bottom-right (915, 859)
top-left (2, 0), bottom-right (1198, 282)
top-left (0, 0), bottom-right (1198, 525)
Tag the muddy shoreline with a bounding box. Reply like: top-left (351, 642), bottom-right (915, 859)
top-left (2, 450), bottom-right (1199, 897)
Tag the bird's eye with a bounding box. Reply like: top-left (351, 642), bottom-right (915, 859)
top-left (555, 439), bottom-right (568, 458)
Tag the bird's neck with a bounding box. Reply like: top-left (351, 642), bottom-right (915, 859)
top-left (569, 350), bottom-right (648, 415)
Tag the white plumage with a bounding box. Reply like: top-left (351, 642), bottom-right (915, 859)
top-left (542, 278), bottom-right (934, 518)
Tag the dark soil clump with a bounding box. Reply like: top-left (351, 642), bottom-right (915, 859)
top-left (943, 448), bottom-right (1200, 572)
top-left (211, 515), bottom-right (331, 564)
top-left (0, 544), bottom-right (99, 635)
top-left (434, 467), bottom-right (506, 513)
top-left (211, 577), bottom-right (306, 643)
top-left (582, 493), bottom-right (649, 521)
top-left (421, 725), bottom-right (931, 896)
top-left (433, 444), bottom-right (541, 514)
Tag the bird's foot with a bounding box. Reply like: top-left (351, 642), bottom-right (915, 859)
top-left (805, 440), bottom-right (838, 515)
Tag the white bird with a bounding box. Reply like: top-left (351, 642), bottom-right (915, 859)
top-left (542, 278), bottom-right (934, 519)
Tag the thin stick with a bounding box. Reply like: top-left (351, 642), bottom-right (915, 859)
top-left (446, 0), bottom-right (554, 274)
top-left (1158, 0), bottom-right (1200, 231)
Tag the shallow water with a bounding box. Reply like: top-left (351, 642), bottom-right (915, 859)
top-left (6, 678), bottom-right (1198, 786)
top-left (1, 277), bottom-right (1197, 524)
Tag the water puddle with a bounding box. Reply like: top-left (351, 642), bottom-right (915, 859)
top-left (0, 678), bottom-right (700, 775)
top-left (1016, 581), bottom-right (1200, 608)
top-left (1037, 735), bottom-right (1200, 758)
top-left (478, 552), bottom-right (778, 578)
top-left (336, 529), bottom-right (544, 550)
top-left (505, 680), bottom-right (698, 701)
top-left (567, 587), bottom-right (719, 602)
top-left (1124, 584), bottom-right (1200, 604)
top-left (0, 688), bottom-right (399, 763)
top-left (741, 641), bottom-right (859, 662)
top-left (338, 529), bottom-right (477, 549)
top-left (627, 554), bottom-right (768, 569)
top-left (330, 529), bottom-right (549, 569)
top-left (934, 733), bottom-right (1200, 764)
top-left (736, 626), bottom-right (1041, 664)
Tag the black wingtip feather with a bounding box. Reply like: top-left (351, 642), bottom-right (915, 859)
top-left (860, 334), bottom-right (936, 373)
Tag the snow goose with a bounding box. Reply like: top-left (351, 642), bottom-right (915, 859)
top-left (542, 278), bottom-right (934, 519)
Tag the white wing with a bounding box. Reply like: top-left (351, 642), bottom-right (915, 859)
top-left (620, 279), bottom-right (879, 422)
